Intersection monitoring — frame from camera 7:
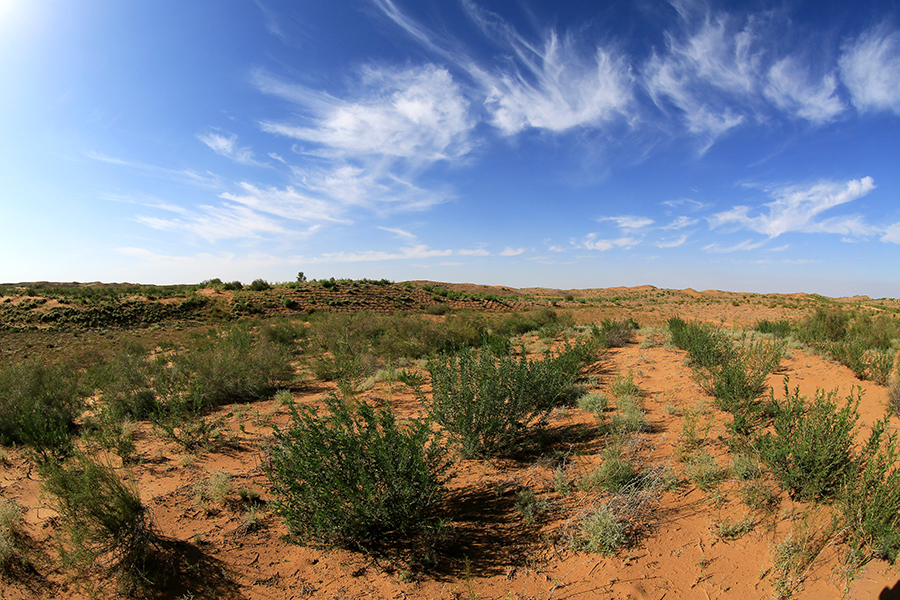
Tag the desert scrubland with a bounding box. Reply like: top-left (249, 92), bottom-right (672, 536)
top-left (1, 279), bottom-right (900, 600)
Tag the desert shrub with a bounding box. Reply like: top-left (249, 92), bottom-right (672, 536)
top-left (599, 318), bottom-right (639, 348)
top-left (282, 297), bottom-right (299, 310)
top-left (425, 303), bottom-right (451, 315)
top-left (265, 393), bottom-right (451, 550)
top-left (890, 376), bottom-right (900, 417)
top-left (259, 317), bottom-right (306, 348)
top-left (0, 498), bottom-right (24, 571)
top-left (574, 504), bottom-right (628, 555)
top-left (757, 383), bottom-right (860, 501)
top-left (248, 278), bottom-right (271, 291)
top-left (514, 489), bottom-right (551, 526)
top-left (794, 307), bottom-right (850, 344)
top-left (424, 342), bottom-right (590, 458)
top-left (182, 325), bottom-right (293, 407)
top-left (41, 454), bottom-right (159, 593)
top-left (0, 360), bottom-right (84, 461)
top-left (712, 516), bottom-right (755, 540)
top-left (668, 318), bottom-right (732, 369)
top-left (222, 280), bottom-right (243, 291)
top-left (754, 319), bottom-right (793, 338)
top-left (842, 417), bottom-right (900, 563)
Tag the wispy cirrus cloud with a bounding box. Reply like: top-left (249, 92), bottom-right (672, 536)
top-left (134, 203), bottom-right (293, 243)
top-left (598, 215), bottom-right (655, 230)
top-left (710, 176), bottom-right (876, 238)
top-left (840, 24), bottom-right (900, 115)
top-left (257, 65), bottom-right (473, 163)
top-left (763, 57), bottom-right (845, 123)
top-left (198, 132), bottom-right (267, 166)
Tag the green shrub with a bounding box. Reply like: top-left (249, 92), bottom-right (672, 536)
top-left (890, 375), bottom-right (900, 417)
top-left (842, 417), bottom-right (900, 563)
top-left (0, 360), bottom-right (84, 461)
top-left (757, 382), bottom-right (859, 501)
top-left (41, 454), bottom-right (158, 593)
top-left (575, 504), bottom-right (628, 555)
top-left (599, 318), bottom-right (639, 348)
top-left (683, 450), bottom-right (725, 491)
top-left (577, 392), bottom-right (609, 417)
top-left (424, 342), bottom-right (589, 457)
top-left (579, 450), bottom-right (639, 494)
top-left (248, 278), bottom-right (271, 291)
top-left (754, 319), bottom-right (793, 338)
top-left (266, 393), bottom-right (451, 550)
top-left (609, 396), bottom-right (649, 433)
top-left (0, 498), bottom-right (23, 571)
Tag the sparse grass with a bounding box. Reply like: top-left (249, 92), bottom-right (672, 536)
top-left (578, 448), bottom-right (640, 494)
top-left (574, 504), bottom-right (628, 556)
top-left (577, 392), bottom-right (609, 418)
top-left (889, 375), bottom-right (900, 417)
top-left (610, 396), bottom-right (649, 433)
top-left (683, 451), bottom-right (725, 491)
top-left (741, 481), bottom-right (780, 514)
top-left (513, 489), bottom-right (551, 526)
top-left (0, 498), bottom-right (24, 570)
top-left (611, 370), bottom-right (642, 398)
top-left (712, 516), bottom-right (755, 540)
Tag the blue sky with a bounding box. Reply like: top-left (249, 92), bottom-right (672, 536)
top-left (2, 0), bottom-right (899, 297)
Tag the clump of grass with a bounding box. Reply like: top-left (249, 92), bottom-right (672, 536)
top-left (730, 453), bottom-right (760, 480)
top-left (712, 516), bottom-right (755, 540)
top-left (577, 392), bottom-right (609, 418)
top-left (274, 389), bottom-right (293, 406)
top-left (196, 471), bottom-right (232, 505)
top-left (610, 396), bottom-right (649, 433)
top-left (574, 504), bottom-right (628, 556)
top-left (514, 489), bottom-right (551, 526)
top-left (0, 498), bottom-right (24, 570)
top-left (578, 448), bottom-right (639, 494)
top-left (741, 481), bottom-right (780, 514)
top-left (611, 370), bottom-right (642, 398)
top-left (683, 451), bottom-right (725, 491)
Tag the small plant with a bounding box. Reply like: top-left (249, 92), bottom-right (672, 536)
top-left (741, 481), bottom-right (780, 514)
top-left (514, 489), bottom-right (551, 526)
top-left (265, 393), bottom-right (452, 550)
top-left (888, 375), bottom-right (900, 417)
top-left (274, 389), bottom-right (293, 406)
top-left (574, 504), bottom-right (628, 555)
top-left (683, 451), bottom-right (725, 491)
top-left (611, 370), bottom-right (642, 398)
top-left (609, 396), bottom-right (649, 433)
top-left (197, 471), bottom-right (232, 505)
top-left (577, 392), bottom-right (609, 418)
top-left (553, 468), bottom-right (573, 496)
top-left (599, 318), bottom-right (639, 348)
top-left (0, 498), bottom-right (24, 571)
top-left (712, 516), bottom-right (755, 540)
top-left (579, 447), bottom-right (639, 494)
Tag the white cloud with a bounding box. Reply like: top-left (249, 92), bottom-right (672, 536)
top-left (312, 245), bottom-right (453, 263)
top-left (840, 25), bottom-right (900, 115)
top-left (258, 65), bottom-right (473, 163)
top-left (710, 177), bottom-right (876, 238)
top-left (662, 216), bottom-right (698, 229)
top-left (580, 234), bottom-right (640, 251)
top-left (703, 239), bottom-right (767, 253)
top-left (656, 234), bottom-right (689, 248)
top-left (599, 215), bottom-right (655, 230)
top-left (880, 223), bottom-right (900, 244)
top-left (500, 247), bottom-right (525, 256)
top-left (764, 57), bottom-right (845, 123)
top-left (134, 203), bottom-right (292, 243)
top-left (458, 248), bottom-right (490, 256)
top-left (221, 182), bottom-right (347, 223)
top-left (378, 226), bottom-right (417, 240)
top-left (198, 132), bottom-right (265, 166)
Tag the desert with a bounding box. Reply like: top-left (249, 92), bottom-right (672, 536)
top-left (1, 279), bottom-right (899, 600)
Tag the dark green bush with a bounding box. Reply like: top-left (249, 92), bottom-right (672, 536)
top-left (266, 393), bottom-right (451, 550)
top-left (754, 319), bottom-right (792, 338)
top-left (0, 361), bottom-right (84, 461)
top-left (757, 382), bottom-right (860, 501)
top-left (248, 278), bottom-right (271, 291)
top-left (424, 340), bottom-right (593, 457)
